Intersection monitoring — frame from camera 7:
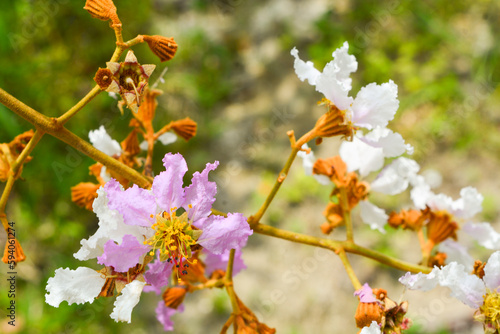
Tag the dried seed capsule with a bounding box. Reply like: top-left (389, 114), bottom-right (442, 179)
top-left (143, 35), bottom-right (178, 62)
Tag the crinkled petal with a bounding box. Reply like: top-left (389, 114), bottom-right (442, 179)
top-left (197, 213), bottom-right (253, 254)
top-left (297, 144), bottom-right (330, 185)
top-left (360, 321), bottom-right (382, 334)
top-left (351, 80), bottom-right (399, 130)
top-left (330, 41), bottom-right (357, 90)
top-left (452, 187), bottom-right (483, 219)
top-left (144, 252), bottom-right (174, 295)
top-left (45, 267), bottom-right (105, 307)
top-left (410, 178), bottom-right (434, 210)
top-left (360, 127), bottom-right (412, 157)
top-left (483, 251), bottom-right (500, 290)
top-left (110, 280), bottom-right (146, 323)
top-left (204, 249), bottom-right (246, 277)
top-left (438, 239), bottom-right (474, 271)
top-left (463, 222), bottom-right (500, 250)
top-left (438, 262), bottom-right (485, 308)
top-left (316, 66), bottom-right (353, 110)
top-left (183, 161), bottom-right (219, 221)
top-left (399, 267), bottom-right (441, 291)
top-left (354, 283), bottom-right (377, 303)
top-left (155, 302), bottom-right (184, 331)
top-left (290, 47), bottom-right (321, 85)
top-left (339, 137), bottom-right (384, 177)
top-left (158, 132), bottom-right (177, 145)
top-left (97, 234), bottom-right (149, 272)
top-left (359, 200), bottom-right (388, 233)
top-left (105, 179), bottom-right (156, 227)
top-left (153, 153), bottom-right (188, 211)
top-left (371, 157), bottom-right (420, 195)
top-left (74, 186), bottom-right (151, 261)
top-left (89, 126), bottom-right (122, 157)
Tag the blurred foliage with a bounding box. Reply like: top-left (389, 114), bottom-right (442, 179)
top-left (0, 0), bottom-right (499, 333)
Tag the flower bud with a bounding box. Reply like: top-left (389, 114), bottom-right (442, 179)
top-left (84, 0), bottom-right (118, 22)
top-left (71, 182), bottom-right (100, 211)
top-left (143, 35), bottom-right (178, 62)
top-left (355, 302), bottom-right (383, 329)
top-left (162, 286), bottom-right (187, 309)
top-left (172, 117), bottom-right (197, 141)
top-left (2, 238), bottom-right (26, 265)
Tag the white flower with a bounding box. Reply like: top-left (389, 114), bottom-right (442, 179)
top-left (371, 157), bottom-right (420, 195)
top-left (291, 42), bottom-right (399, 130)
top-left (360, 321), bottom-right (382, 334)
top-left (438, 239), bottom-right (474, 271)
top-left (359, 200), bottom-right (388, 234)
top-left (400, 251), bottom-right (500, 311)
top-left (339, 136), bottom-right (384, 177)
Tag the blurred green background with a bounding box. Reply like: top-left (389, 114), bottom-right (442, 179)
top-left (1, 0), bottom-right (500, 333)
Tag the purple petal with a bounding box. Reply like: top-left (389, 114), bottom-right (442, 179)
top-left (183, 161), bottom-right (219, 221)
top-left (155, 301), bottom-right (184, 331)
top-left (144, 252), bottom-right (173, 295)
top-left (354, 283), bottom-right (377, 303)
top-left (197, 213), bottom-right (253, 254)
top-left (105, 179), bottom-right (156, 227)
top-left (204, 249), bottom-right (246, 276)
top-left (97, 234), bottom-right (149, 272)
top-left (153, 153), bottom-right (188, 212)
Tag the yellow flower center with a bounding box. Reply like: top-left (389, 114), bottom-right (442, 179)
top-left (478, 289), bottom-right (500, 330)
top-left (144, 207), bottom-right (201, 275)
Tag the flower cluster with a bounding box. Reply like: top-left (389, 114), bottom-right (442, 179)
top-left (47, 153), bottom-right (252, 329)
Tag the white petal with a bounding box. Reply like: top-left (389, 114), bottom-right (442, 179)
top-left (371, 157), bottom-right (420, 195)
top-left (74, 187), bottom-right (151, 261)
top-left (351, 80), bottom-right (399, 130)
top-left (100, 166), bottom-right (112, 183)
top-left (463, 222), bottom-right (500, 250)
top-left (452, 187), bottom-right (483, 219)
top-left (361, 127), bottom-right (412, 158)
top-left (124, 50), bottom-right (138, 63)
top-left (359, 200), bottom-right (388, 233)
top-left (438, 262), bottom-right (485, 308)
top-left (483, 251), bottom-right (500, 290)
top-left (315, 66), bottom-right (353, 110)
top-left (359, 321), bottom-right (382, 334)
top-left (110, 280), bottom-right (146, 323)
top-left (438, 239), bottom-right (474, 271)
top-left (399, 267), bottom-right (441, 291)
top-left (410, 180), bottom-right (433, 210)
top-left (290, 47), bottom-right (321, 85)
top-left (88, 126), bottom-right (122, 157)
top-left (339, 137), bottom-right (384, 177)
top-left (45, 267), bottom-right (105, 307)
top-left (330, 41), bottom-right (357, 90)
top-left (158, 132), bottom-right (177, 145)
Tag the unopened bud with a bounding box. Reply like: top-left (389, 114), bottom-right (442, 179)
top-left (84, 0), bottom-right (118, 22)
top-left (172, 117), bottom-right (197, 141)
top-left (143, 35), bottom-right (178, 62)
top-left (162, 286), bottom-right (187, 309)
top-left (2, 238), bottom-right (26, 265)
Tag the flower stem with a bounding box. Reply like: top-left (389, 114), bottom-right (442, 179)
top-left (339, 187), bottom-right (354, 242)
top-left (249, 146), bottom-right (299, 225)
top-left (225, 249), bottom-right (240, 314)
top-left (57, 86), bottom-right (102, 125)
top-left (337, 248), bottom-right (362, 290)
top-left (0, 129), bottom-right (44, 215)
top-left (252, 222), bottom-right (431, 274)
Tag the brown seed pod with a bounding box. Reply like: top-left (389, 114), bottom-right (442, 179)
top-left (94, 68), bottom-right (113, 90)
top-left (143, 35), bottom-right (178, 62)
top-left (83, 0), bottom-right (118, 21)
